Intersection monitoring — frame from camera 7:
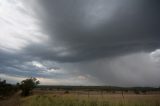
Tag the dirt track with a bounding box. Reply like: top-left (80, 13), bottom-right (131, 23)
top-left (0, 91), bottom-right (21, 106)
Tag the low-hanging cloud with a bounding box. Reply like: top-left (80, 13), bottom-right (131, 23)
top-left (23, 0), bottom-right (160, 62)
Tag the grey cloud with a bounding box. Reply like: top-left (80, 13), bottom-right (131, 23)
top-left (1, 0), bottom-right (160, 86)
top-left (66, 53), bottom-right (160, 86)
top-left (0, 50), bottom-right (66, 79)
top-left (24, 0), bottom-right (160, 62)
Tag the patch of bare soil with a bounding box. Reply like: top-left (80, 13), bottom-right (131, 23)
top-left (0, 91), bottom-right (21, 106)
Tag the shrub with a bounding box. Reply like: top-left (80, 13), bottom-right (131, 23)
top-left (64, 90), bottom-right (69, 94)
top-left (19, 77), bottom-right (40, 96)
top-left (134, 90), bottom-right (140, 94)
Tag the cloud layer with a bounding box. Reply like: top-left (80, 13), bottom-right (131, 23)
top-left (0, 0), bottom-right (160, 86)
top-left (28, 0), bottom-right (160, 62)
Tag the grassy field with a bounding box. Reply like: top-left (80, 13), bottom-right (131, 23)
top-left (20, 91), bottom-right (160, 106)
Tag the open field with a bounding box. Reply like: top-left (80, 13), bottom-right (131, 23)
top-left (1, 90), bottom-right (160, 106)
top-left (20, 90), bottom-right (160, 106)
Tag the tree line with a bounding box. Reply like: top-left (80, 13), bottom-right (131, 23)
top-left (1, 77), bottom-right (160, 98)
top-left (0, 77), bottom-right (40, 98)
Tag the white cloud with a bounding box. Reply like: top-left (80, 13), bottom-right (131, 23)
top-left (150, 49), bottom-right (160, 62)
top-left (78, 75), bottom-right (87, 80)
top-left (0, 73), bottom-right (25, 84)
top-left (31, 60), bottom-right (64, 74)
top-left (0, 0), bottom-right (47, 52)
top-left (32, 61), bottom-right (45, 68)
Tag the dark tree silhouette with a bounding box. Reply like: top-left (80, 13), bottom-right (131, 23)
top-left (0, 79), bottom-right (14, 96)
top-left (20, 77), bottom-right (40, 96)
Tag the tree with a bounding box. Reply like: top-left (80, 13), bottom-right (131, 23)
top-left (20, 77), bottom-right (40, 96)
top-left (134, 89), bottom-right (140, 94)
top-left (0, 79), bottom-right (14, 96)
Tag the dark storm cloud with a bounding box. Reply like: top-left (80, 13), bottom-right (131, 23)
top-left (24, 0), bottom-right (160, 62)
top-left (1, 0), bottom-right (160, 86)
top-left (0, 51), bottom-right (34, 76)
top-left (0, 50), bottom-right (67, 79)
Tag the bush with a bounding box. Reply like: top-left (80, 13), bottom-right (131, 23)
top-left (134, 90), bottom-right (140, 94)
top-left (141, 90), bottom-right (147, 94)
top-left (0, 79), bottom-right (15, 96)
top-left (19, 77), bottom-right (40, 96)
top-left (64, 90), bottom-right (69, 94)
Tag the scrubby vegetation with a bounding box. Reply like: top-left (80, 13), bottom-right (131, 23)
top-left (21, 93), bottom-right (160, 106)
top-left (19, 77), bottom-right (40, 96)
top-left (0, 79), bottom-right (17, 97)
top-left (1, 78), bottom-right (160, 106)
top-left (36, 85), bottom-right (160, 95)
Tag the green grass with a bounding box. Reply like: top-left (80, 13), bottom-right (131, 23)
top-left (21, 94), bottom-right (160, 106)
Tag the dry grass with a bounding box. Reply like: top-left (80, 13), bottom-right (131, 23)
top-left (20, 91), bottom-right (160, 106)
top-left (1, 90), bottom-right (160, 106)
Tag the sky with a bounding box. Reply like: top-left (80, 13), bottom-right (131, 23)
top-left (0, 0), bottom-right (160, 87)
